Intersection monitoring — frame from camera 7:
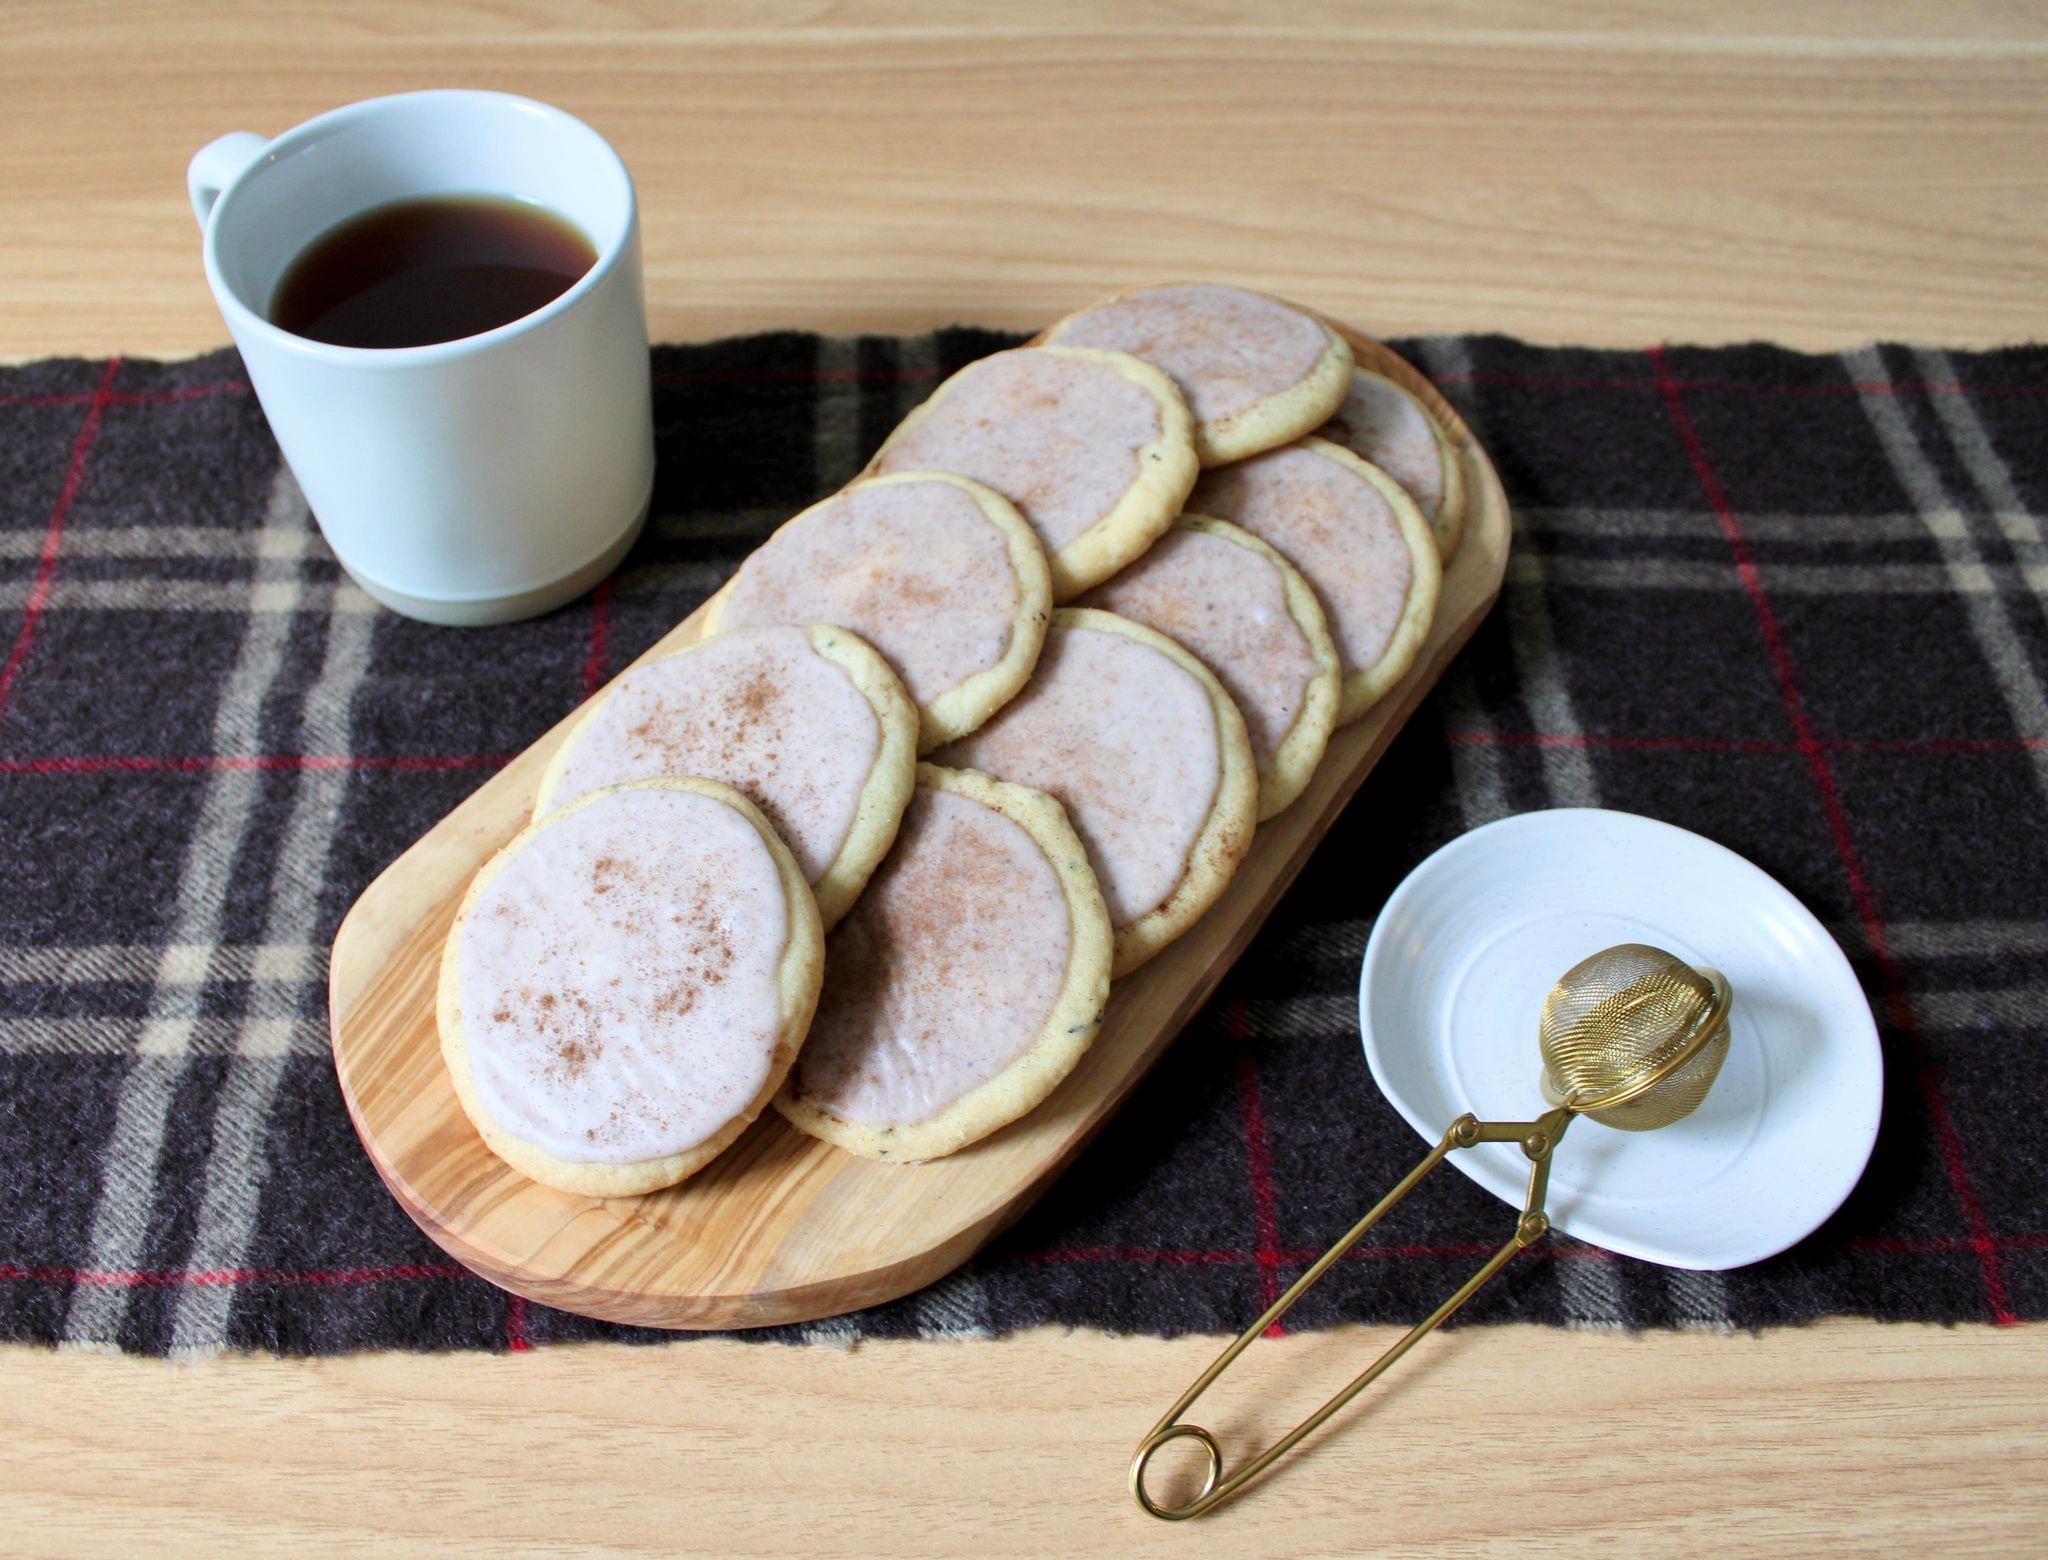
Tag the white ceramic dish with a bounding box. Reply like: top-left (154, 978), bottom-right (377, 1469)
top-left (1359, 808), bottom-right (1882, 1270)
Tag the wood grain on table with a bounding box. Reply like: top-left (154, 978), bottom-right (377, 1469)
top-left (7, 1324), bottom-right (2044, 1556)
top-left (3, 1), bottom-right (2047, 360)
top-left (2, 3), bottom-right (2044, 1554)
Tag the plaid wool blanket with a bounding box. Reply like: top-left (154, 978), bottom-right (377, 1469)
top-left (0, 328), bottom-right (2041, 1355)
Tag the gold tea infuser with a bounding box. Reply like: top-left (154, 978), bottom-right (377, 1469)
top-left (1129, 943), bottom-right (1734, 1521)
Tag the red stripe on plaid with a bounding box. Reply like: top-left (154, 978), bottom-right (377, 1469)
top-left (505, 1293), bottom-right (534, 1352)
top-left (0, 381), bottom-right (253, 409)
top-left (651, 362), bottom-right (944, 391)
top-left (1437, 372), bottom-right (2048, 399)
top-left (108, 382), bottom-right (254, 404)
top-left (1652, 346), bottom-right (2018, 1327)
top-left (1017, 1232), bottom-right (2045, 1268)
top-left (1446, 731), bottom-right (2048, 756)
top-left (1017, 1241), bottom-right (1620, 1267)
top-left (0, 357), bottom-right (119, 733)
top-left (0, 753), bottom-right (513, 775)
top-left (0, 1261), bottom-right (470, 1287)
top-left (1232, 1010), bottom-right (1286, 1336)
top-left (1851, 1234), bottom-right (2048, 1256)
top-left (1017, 1246), bottom-right (1249, 1267)
top-left (581, 578), bottom-right (613, 699)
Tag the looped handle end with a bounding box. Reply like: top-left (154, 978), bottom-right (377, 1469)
top-left (1129, 1422), bottom-right (1223, 1521)
top-left (187, 131), bottom-right (270, 228)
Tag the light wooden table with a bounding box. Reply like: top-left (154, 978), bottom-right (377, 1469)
top-left (2, 4), bottom-right (2044, 1554)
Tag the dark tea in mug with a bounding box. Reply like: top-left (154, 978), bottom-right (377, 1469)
top-left (269, 195), bottom-right (597, 349)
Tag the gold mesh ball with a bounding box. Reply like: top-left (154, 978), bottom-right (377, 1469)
top-left (1537, 944), bottom-right (1731, 1132)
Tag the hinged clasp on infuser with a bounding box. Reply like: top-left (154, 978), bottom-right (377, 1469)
top-left (1128, 1105), bottom-right (1576, 1522)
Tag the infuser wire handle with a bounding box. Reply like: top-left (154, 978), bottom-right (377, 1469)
top-left (1128, 1104), bottom-right (1576, 1521)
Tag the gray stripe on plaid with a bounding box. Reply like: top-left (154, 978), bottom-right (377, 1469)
top-left (797, 1312), bottom-right (861, 1348)
top-left (1426, 303), bottom-right (1510, 826)
top-left (0, 527), bottom-right (314, 560)
top-left (1443, 670), bottom-right (1512, 828)
top-left (1505, 551), bottom-right (1599, 808)
top-left (599, 558), bottom-right (733, 599)
top-left (0, 1017), bottom-right (324, 1055)
top-left (650, 505), bottom-right (786, 547)
top-left (0, 943), bottom-right (315, 983)
top-left (814, 334), bottom-right (865, 491)
top-left (169, 569), bottom-right (376, 1354)
top-left (1415, 337), bottom-right (1484, 442)
top-left (1916, 347), bottom-right (2048, 569)
top-left (1667, 1268), bottom-right (1736, 1331)
top-left (1881, 920), bottom-right (2048, 957)
top-left (1236, 995), bottom-right (1355, 1036)
top-left (1517, 508), bottom-right (1957, 544)
top-left (1847, 348), bottom-right (2048, 800)
top-left (1504, 554), bottom-right (2042, 595)
top-left (62, 465), bottom-right (313, 1348)
top-left (2, 579), bottom-right (378, 613)
top-left (894, 331), bottom-right (939, 424)
top-left (911, 1265), bottom-right (995, 1340)
top-left (1917, 989), bottom-right (2048, 1029)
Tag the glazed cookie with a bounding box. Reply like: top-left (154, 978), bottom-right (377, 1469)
top-left (1079, 517), bottom-right (1340, 821)
top-left (1191, 438), bottom-right (1441, 725)
top-left (705, 472), bottom-right (1052, 752)
top-left (775, 763), bottom-right (1113, 1162)
top-left (1317, 367), bottom-right (1469, 563)
top-left (439, 779), bottom-right (824, 1198)
top-left (937, 607), bottom-right (1257, 977)
top-left (533, 624), bottom-right (917, 929)
top-left (868, 345), bottom-right (1198, 600)
top-left (1046, 283), bottom-right (1353, 466)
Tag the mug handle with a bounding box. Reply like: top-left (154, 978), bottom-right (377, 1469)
top-left (187, 132), bottom-right (270, 227)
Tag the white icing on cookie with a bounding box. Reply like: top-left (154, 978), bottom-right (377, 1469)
top-left (455, 787), bottom-right (791, 1165)
top-left (540, 626), bottom-right (879, 885)
top-left (793, 785), bottom-right (1072, 1125)
top-left (939, 618), bottom-right (1220, 928)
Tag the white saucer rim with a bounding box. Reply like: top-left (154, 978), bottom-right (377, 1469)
top-left (1357, 807), bottom-right (1884, 1271)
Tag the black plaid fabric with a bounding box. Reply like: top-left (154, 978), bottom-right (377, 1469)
top-left (1, 328), bottom-right (2042, 1356)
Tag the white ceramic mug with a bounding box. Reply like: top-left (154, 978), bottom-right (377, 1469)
top-left (189, 90), bottom-right (654, 626)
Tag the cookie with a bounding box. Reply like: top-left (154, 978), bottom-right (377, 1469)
top-left (439, 779), bottom-right (824, 1198)
top-left (1190, 438), bottom-right (1441, 725)
top-left (1317, 367), bottom-right (1469, 562)
top-left (868, 345), bottom-right (1198, 600)
top-left (937, 607), bottom-right (1257, 976)
top-left (705, 471), bottom-right (1052, 752)
top-left (1045, 283), bottom-right (1353, 466)
top-left (775, 763), bottom-right (1113, 1162)
top-left (1079, 517), bottom-right (1339, 821)
top-left (533, 624), bottom-right (918, 929)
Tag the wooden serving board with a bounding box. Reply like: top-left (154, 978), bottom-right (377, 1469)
top-left (328, 322), bottom-right (1511, 1328)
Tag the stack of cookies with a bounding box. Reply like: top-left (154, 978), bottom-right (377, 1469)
top-left (438, 284), bottom-right (1467, 1194)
